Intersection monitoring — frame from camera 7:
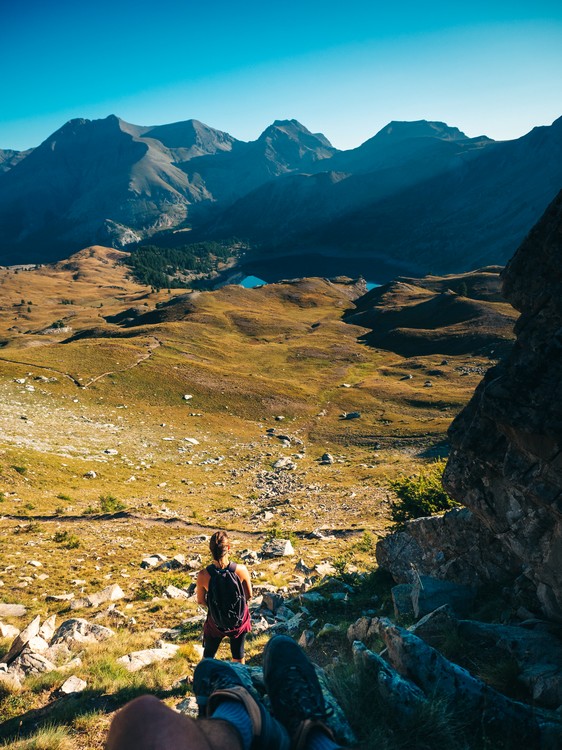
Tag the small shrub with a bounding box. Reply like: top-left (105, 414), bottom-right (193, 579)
top-left (388, 460), bottom-right (458, 530)
top-left (265, 523), bottom-right (296, 545)
top-left (99, 494), bottom-right (126, 513)
top-left (354, 531), bottom-right (374, 553)
top-left (24, 502), bottom-right (36, 510)
top-left (56, 493), bottom-right (72, 502)
top-left (12, 465), bottom-right (27, 475)
top-left (53, 530), bottom-right (80, 549)
top-left (0, 492), bottom-right (5, 502)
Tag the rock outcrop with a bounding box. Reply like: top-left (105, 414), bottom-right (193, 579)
top-left (443, 189), bottom-right (562, 621)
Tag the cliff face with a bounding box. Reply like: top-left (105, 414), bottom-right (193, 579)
top-left (443, 189), bottom-right (562, 621)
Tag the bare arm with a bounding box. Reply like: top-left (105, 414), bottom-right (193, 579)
top-left (196, 569), bottom-right (209, 607)
top-left (236, 564), bottom-right (252, 600)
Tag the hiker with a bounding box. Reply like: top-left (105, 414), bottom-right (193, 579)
top-left (196, 530), bottom-right (252, 663)
top-left (106, 634), bottom-right (343, 750)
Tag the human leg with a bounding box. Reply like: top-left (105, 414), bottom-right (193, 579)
top-left (193, 658), bottom-right (290, 750)
top-left (203, 633), bottom-right (223, 659)
top-left (229, 631), bottom-right (247, 663)
top-left (263, 635), bottom-right (343, 750)
top-left (106, 694), bottom-right (243, 750)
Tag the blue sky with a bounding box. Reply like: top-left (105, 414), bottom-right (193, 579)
top-left (2, 0), bottom-right (561, 150)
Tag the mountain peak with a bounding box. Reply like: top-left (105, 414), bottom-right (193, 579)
top-left (374, 120), bottom-right (469, 142)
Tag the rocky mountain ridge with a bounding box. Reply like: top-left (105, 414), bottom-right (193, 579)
top-left (1, 113), bottom-right (561, 276)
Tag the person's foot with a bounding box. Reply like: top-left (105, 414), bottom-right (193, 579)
top-left (193, 658), bottom-right (290, 750)
top-left (263, 635), bottom-right (336, 750)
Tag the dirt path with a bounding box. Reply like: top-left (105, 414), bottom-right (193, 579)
top-left (82, 336), bottom-right (161, 387)
top-left (0, 337), bottom-right (161, 389)
top-left (1, 511), bottom-right (369, 539)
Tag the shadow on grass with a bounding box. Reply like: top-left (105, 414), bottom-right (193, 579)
top-left (0, 682), bottom-right (189, 744)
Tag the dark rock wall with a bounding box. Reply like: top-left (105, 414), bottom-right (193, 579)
top-left (443, 189), bottom-right (562, 621)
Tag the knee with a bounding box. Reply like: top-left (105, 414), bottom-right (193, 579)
top-left (107, 695), bottom-right (166, 748)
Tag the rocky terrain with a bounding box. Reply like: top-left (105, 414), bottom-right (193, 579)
top-left (1, 114), bottom-right (562, 278)
top-left (1, 219), bottom-right (562, 748)
top-left (373, 190), bottom-right (562, 746)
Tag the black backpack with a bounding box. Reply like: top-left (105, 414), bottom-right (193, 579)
top-left (206, 562), bottom-right (246, 631)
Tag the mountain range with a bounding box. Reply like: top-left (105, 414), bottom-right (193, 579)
top-left (1, 114), bottom-right (561, 277)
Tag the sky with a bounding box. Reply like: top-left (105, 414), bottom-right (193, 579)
top-left (1, 0), bottom-right (562, 151)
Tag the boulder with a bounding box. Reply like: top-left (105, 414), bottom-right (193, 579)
top-left (51, 618), bottom-right (114, 647)
top-left (46, 593), bottom-right (74, 602)
top-left (262, 592), bottom-right (285, 614)
top-left (371, 617), bottom-right (559, 747)
top-left (9, 651), bottom-right (57, 677)
top-left (85, 584), bottom-right (125, 608)
top-left (458, 619), bottom-right (562, 708)
top-left (443, 191), bottom-right (562, 621)
top-left (0, 622), bottom-right (20, 639)
top-left (376, 507), bottom-right (521, 588)
top-left (117, 643), bottom-right (179, 672)
top-left (352, 640), bottom-right (427, 717)
top-left (39, 614), bottom-right (56, 642)
top-left (262, 539), bottom-right (294, 557)
top-left (410, 604), bottom-right (458, 649)
top-left (391, 584), bottom-right (415, 619)
top-left (4, 615), bottom-right (40, 664)
top-left (0, 604), bottom-right (26, 618)
top-left (272, 457), bottom-right (296, 471)
top-left (164, 585), bottom-right (191, 600)
top-left (411, 575), bottom-right (475, 618)
top-left (59, 675), bottom-right (87, 695)
top-left (22, 635), bottom-right (50, 653)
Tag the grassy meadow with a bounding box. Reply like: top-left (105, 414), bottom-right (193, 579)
top-left (0, 247), bottom-right (513, 748)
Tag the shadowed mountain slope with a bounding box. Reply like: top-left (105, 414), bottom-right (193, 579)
top-left (344, 267), bottom-right (517, 356)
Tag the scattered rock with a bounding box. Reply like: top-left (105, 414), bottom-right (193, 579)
top-left (59, 675), bottom-right (87, 695)
top-left (0, 622), bottom-right (20, 639)
top-left (84, 584), bottom-right (125, 608)
top-left (272, 457), bottom-right (296, 471)
top-left (4, 615), bottom-right (41, 664)
top-left (183, 394), bottom-right (193, 400)
top-left (319, 453), bottom-right (334, 465)
top-left (51, 618), bottom-right (114, 647)
top-left (39, 614), bottom-right (56, 642)
top-left (117, 643), bottom-right (179, 672)
top-left (298, 630), bottom-right (315, 648)
top-left (10, 651), bottom-right (57, 677)
top-left (83, 470), bottom-right (97, 479)
top-left (340, 411), bottom-right (361, 420)
top-left (46, 593), bottom-right (74, 602)
top-left (314, 562), bottom-right (337, 577)
top-left (164, 585), bottom-right (191, 600)
top-left (262, 539), bottom-right (294, 557)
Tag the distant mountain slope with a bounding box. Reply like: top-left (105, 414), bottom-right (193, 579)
top-left (207, 122), bottom-right (492, 241)
top-left (270, 117), bottom-right (562, 272)
top-left (0, 116), bottom-right (335, 264)
top-left (0, 148), bottom-right (33, 174)
top-left (0, 114), bottom-right (561, 275)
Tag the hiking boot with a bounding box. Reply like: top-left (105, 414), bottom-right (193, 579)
top-left (263, 635), bottom-right (336, 750)
top-left (193, 658), bottom-right (290, 750)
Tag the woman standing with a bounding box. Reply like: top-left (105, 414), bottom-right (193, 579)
top-left (196, 530), bottom-right (252, 663)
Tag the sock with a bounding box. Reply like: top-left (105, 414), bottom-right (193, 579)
top-left (210, 698), bottom-right (253, 750)
top-left (306, 727), bottom-right (341, 750)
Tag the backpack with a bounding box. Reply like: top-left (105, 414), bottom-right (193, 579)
top-left (206, 562), bottom-right (246, 631)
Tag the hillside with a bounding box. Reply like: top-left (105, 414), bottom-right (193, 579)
top-left (344, 267), bottom-right (517, 356)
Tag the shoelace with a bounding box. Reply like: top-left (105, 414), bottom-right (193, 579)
top-left (276, 666), bottom-right (333, 723)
